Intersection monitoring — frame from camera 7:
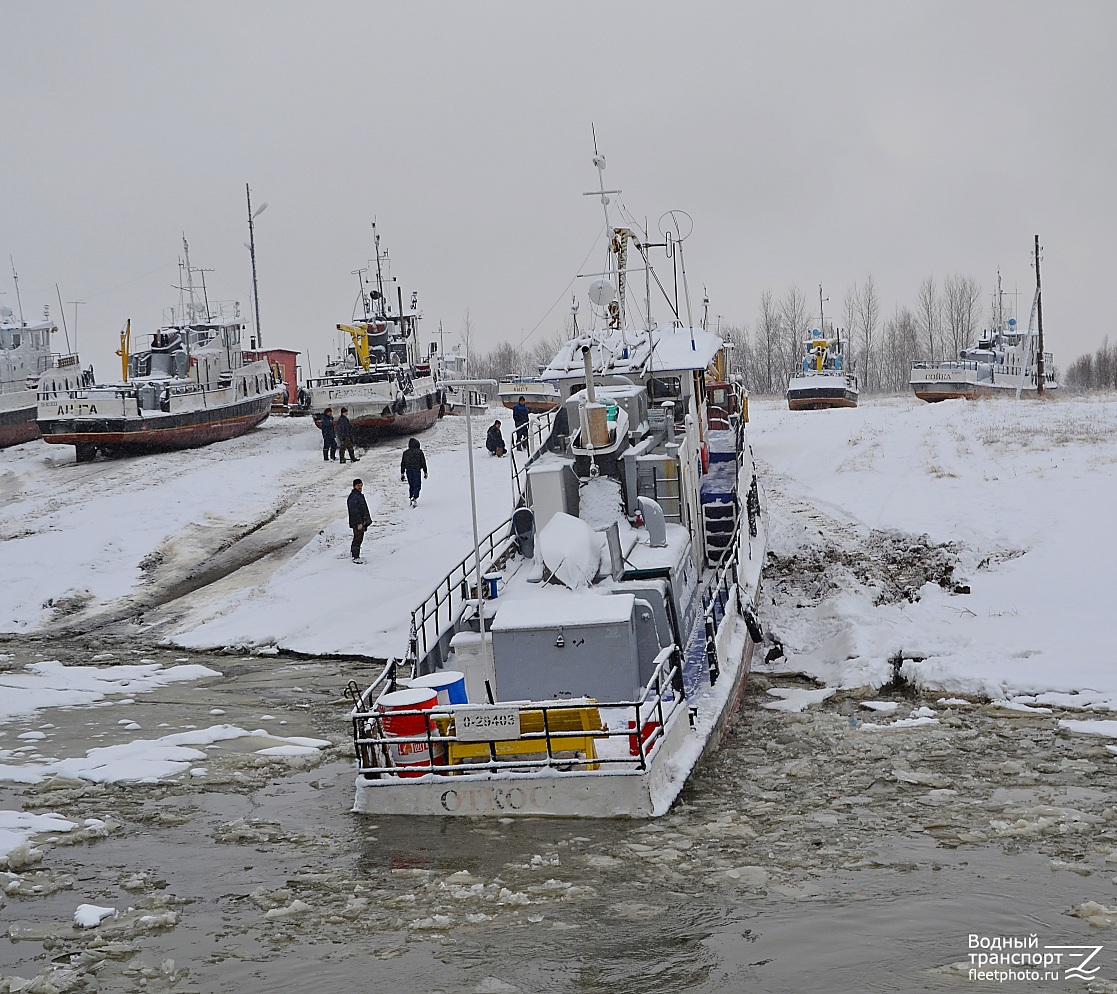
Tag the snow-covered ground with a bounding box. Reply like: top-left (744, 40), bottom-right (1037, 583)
top-left (752, 393), bottom-right (1116, 706)
top-left (1, 395), bottom-right (1114, 701)
top-left (0, 411), bottom-right (517, 656)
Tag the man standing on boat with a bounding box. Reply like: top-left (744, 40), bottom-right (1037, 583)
top-left (512, 396), bottom-right (530, 451)
top-left (337, 407), bottom-right (359, 465)
top-left (320, 407), bottom-right (338, 462)
top-left (400, 437), bottom-right (428, 508)
top-left (347, 478), bottom-right (372, 563)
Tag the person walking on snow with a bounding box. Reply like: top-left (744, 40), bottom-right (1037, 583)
top-left (400, 437), bottom-right (428, 507)
top-left (320, 407), bottom-right (338, 461)
top-left (347, 478), bottom-right (372, 563)
top-left (512, 396), bottom-right (530, 450)
top-left (337, 407), bottom-right (359, 464)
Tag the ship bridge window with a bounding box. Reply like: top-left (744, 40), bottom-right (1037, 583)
top-left (649, 375), bottom-right (681, 400)
top-left (1, 331), bottom-right (21, 349)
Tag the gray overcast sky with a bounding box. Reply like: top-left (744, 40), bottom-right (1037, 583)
top-left (4, 1), bottom-right (1115, 382)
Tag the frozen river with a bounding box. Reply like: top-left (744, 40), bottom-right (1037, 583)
top-left (4, 634), bottom-right (1117, 993)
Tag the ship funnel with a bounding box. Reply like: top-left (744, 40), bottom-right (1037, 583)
top-left (581, 346), bottom-right (597, 403)
top-left (636, 497), bottom-right (668, 548)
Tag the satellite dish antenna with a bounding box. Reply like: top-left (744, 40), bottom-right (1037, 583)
top-left (658, 209), bottom-right (693, 242)
top-left (588, 279), bottom-right (617, 307)
top-left (1008, 317), bottom-right (1017, 327)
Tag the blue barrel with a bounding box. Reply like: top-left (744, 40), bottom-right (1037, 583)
top-left (411, 670), bottom-right (469, 706)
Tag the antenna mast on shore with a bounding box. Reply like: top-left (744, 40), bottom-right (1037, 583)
top-left (1034, 234), bottom-right (1044, 396)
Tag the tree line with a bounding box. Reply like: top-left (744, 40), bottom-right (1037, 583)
top-left (455, 273), bottom-right (1084, 396)
top-left (1062, 339), bottom-right (1117, 391)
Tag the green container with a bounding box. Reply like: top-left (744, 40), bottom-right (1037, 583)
top-left (606, 403), bottom-right (618, 422)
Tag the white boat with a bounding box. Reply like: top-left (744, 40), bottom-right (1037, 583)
top-left (911, 266), bottom-right (1057, 402)
top-left (297, 224), bottom-right (443, 441)
top-left (786, 286), bottom-right (858, 410)
top-left (345, 151), bottom-right (766, 818)
top-left (497, 375), bottom-right (560, 414)
top-left (438, 345), bottom-right (489, 416)
top-left (0, 266), bottom-right (90, 449)
top-left (37, 239), bottom-right (279, 462)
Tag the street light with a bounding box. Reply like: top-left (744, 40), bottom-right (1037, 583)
top-left (441, 378), bottom-right (499, 690)
top-left (246, 184), bottom-right (268, 348)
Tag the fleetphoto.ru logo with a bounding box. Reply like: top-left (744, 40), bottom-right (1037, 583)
top-left (969, 934), bottom-right (1105, 983)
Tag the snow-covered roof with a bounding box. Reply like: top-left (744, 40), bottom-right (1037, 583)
top-left (540, 325), bottom-right (722, 383)
top-left (491, 591), bottom-right (635, 631)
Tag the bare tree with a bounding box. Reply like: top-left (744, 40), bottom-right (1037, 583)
top-left (779, 285), bottom-right (807, 388)
top-left (527, 327), bottom-right (568, 374)
top-left (943, 274), bottom-right (982, 356)
top-left (916, 277), bottom-right (940, 359)
top-left (855, 275), bottom-right (880, 392)
top-left (459, 309), bottom-right (476, 363)
top-left (756, 290), bottom-right (780, 394)
top-left (720, 322), bottom-right (754, 385)
top-left (880, 306), bottom-right (918, 392)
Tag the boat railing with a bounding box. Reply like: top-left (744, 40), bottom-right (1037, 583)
top-left (911, 359), bottom-right (981, 372)
top-left (347, 645), bottom-right (685, 778)
top-left (405, 516), bottom-right (518, 669)
top-left (509, 407), bottom-right (559, 504)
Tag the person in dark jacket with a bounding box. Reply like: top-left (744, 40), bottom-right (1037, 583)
top-left (336, 407), bottom-right (359, 464)
top-left (486, 419), bottom-right (506, 457)
top-left (320, 407), bottom-right (337, 461)
top-left (347, 478), bottom-right (372, 563)
top-left (512, 396), bottom-right (530, 450)
top-left (400, 437), bottom-right (428, 507)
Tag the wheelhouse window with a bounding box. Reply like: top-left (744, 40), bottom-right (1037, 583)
top-left (649, 375), bottom-right (681, 400)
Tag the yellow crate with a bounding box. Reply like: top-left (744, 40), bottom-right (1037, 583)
top-left (447, 705), bottom-right (604, 769)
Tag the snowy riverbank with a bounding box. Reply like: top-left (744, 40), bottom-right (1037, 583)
top-left (1, 394), bottom-right (1114, 703)
top-left (752, 393), bottom-right (1116, 707)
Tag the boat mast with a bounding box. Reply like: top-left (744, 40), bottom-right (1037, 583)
top-left (1034, 234), bottom-right (1044, 396)
top-left (55, 284), bottom-right (72, 354)
top-left (9, 258), bottom-right (24, 324)
top-left (996, 270), bottom-right (1003, 333)
top-left (246, 184), bottom-right (266, 349)
top-left (371, 222), bottom-right (386, 319)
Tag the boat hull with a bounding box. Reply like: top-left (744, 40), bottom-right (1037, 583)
top-left (499, 396), bottom-right (558, 414)
top-left (911, 380), bottom-right (1058, 403)
top-left (787, 373), bottom-right (858, 411)
top-left (347, 400), bottom-right (441, 442)
top-left (351, 709), bottom-right (692, 818)
top-left (37, 395), bottom-right (272, 457)
top-left (351, 565), bottom-right (763, 819)
top-left (0, 399), bottom-right (40, 448)
top-left (306, 380), bottom-right (443, 443)
top-left (787, 389), bottom-right (858, 411)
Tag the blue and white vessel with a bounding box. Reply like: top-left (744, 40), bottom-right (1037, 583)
top-left (346, 151), bottom-right (766, 818)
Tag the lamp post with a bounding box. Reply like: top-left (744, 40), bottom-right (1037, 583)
top-left (441, 378), bottom-right (499, 692)
top-left (246, 184), bottom-right (268, 348)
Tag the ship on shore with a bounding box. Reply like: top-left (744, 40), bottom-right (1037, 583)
top-left (298, 224), bottom-right (443, 443)
top-left (37, 239), bottom-right (279, 462)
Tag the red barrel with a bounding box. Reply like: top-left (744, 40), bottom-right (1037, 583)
top-left (377, 688), bottom-right (438, 777)
top-left (628, 717), bottom-right (661, 757)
